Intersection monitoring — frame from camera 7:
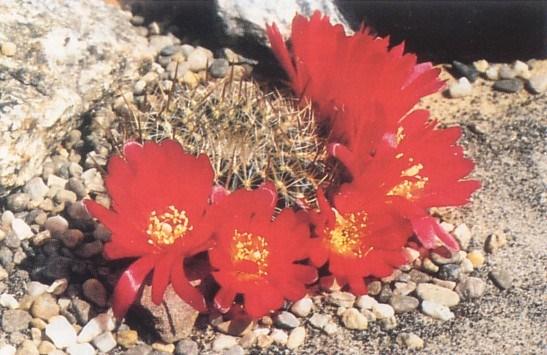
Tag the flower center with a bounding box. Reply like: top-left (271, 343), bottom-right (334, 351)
top-left (146, 206), bottom-right (192, 247)
top-left (326, 210), bottom-right (369, 258)
top-left (232, 230), bottom-right (270, 278)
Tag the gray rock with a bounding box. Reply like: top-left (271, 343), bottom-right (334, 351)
top-left (493, 79), bottom-right (523, 93)
top-left (528, 74), bottom-right (547, 94)
top-left (209, 58), bottom-right (230, 78)
top-left (274, 311), bottom-right (300, 329)
top-left (44, 216), bottom-right (69, 237)
top-left (2, 309), bottom-right (32, 332)
top-left (456, 277), bottom-right (486, 299)
top-left (410, 269), bottom-right (433, 283)
top-left (6, 193), bottom-right (30, 212)
top-left (67, 178), bottom-right (86, 198)
top-left (489, 269), bottom-right (513, 290)
top-left (389, 295), bottom-right (419, 313)
top-left (216, 0), bottom-right (349, 43)
top-left (175, 339), bottom-right (199, 355)
top-left (437, 264), bottom-right (461, 281)
top-left (452, 61), bottom-right (479, 82)
top-left (0, 0), bottom-right (151, 196)
top-left (160, 45), bottom-right (182, 56)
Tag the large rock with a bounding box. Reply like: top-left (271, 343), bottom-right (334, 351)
top-left (0, 0), bottom-right (152, 196)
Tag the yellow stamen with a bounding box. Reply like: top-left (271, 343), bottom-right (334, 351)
top-left (401, 163), bottom-right (424, 177)
top-left (232, 230), bottom-right (270, 278)
top-left (146, 205), bottom-right (192, 246)
top-left (326, 210), bottom-right (370, 258)
top-left (396, 127), bottom-right (405, 145)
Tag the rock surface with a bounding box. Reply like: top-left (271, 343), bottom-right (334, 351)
top-left (0, 0), bottom-right (151, 196)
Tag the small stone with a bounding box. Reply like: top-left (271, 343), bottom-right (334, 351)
top-left (11, 219), bottom-right (33, 240)
top-left (287, 327), bottom-right (306, 349)
top-left (389, 295), bottom-right (419, 313)
top-left (452, 61), bottom-right (479, 82)
top-left (290, 297), bottom-right (313, 317)
top-left (0, 266), bottom-right (7, 281)
top-left (223, 345), bottom-right (244, 355)
top-left (30, 293), bottom-right (60, 320)
top-left (15, 340), bottom-right (38, 355)
top-left (327, 291), bottom-right (356, 308)
top-left (238, 332), bottom-right (257, 348)
top-left (467, 250), bottom-right (485, 268)
top-left (432, 278), bottom-right (457, 290)
top-left (7, 193), bottom-right (30, 212)
top-left (160, 45), bottom-right (182, 56)
top-left (274, 311), bottom-right (300, 329)
top-left (381, 315), bottom-right (397, 330)
top-left (259, 316), bottom-right (272, 326)
top-left (448, 77), bottom-right (473, 98)
top-left (493, 79), bottom-right (523, 93)
top-left (256, 334), bottom-right (273, 349)
top-left (361, 309), bottom-right (376, 322)
top-left (2, 310), bottom-right (32, 333)
top-left (270, 329), bottom-right (288, 345)
top-left (377, 285), bottom-right (393, 303)
top-left (82, 279), bottom-right (107, 307)
top-left (175, 339), bottom-right (198, 355)
top-left (404, 247), bottom-right (420, 263)
top-left (437, 264), bottom-right (461, 281)
top-left (1, 42), bottom-right (16, 56)
top-left (92, 331), bottom-right (117, 353)
top-left (187, 48), bottom-right (211, 72)
top-left (45, 315), bottom-right (77, 348)
top-left (528, 74), bottom-right (547, 94)
top-left (323, 321), bottom-right (339, 335)
top-left (460, 258), bottom-right (474, 273)
top-left (499, 64), bottom-right (517, 79)
top-left (0, 294), bottom-right (19, 309)
top-left (37, 340), bottom-right (56, 354)
top-left (213, 335), bottom-right (238, 352)
top-left (44, 216), bottom-right (69, 237)
top-left (489, 269), bottom-right (513, 290)
top-left (24, 178), bottom-right (49, 201)
top-left (341, 308), bottom-right (367, 330)
top-left (456, 277), bottom-right (486, 299)
top-left (130, 15), bottom-right (145, 26)
top-left (453, 223), bottom-right (471, 249)
top-left (397, 332), bottom-right (424, 350)
top-left (367, 281), bottom-right (382, 295)
top-left (0, 344), bottom-right (16, 355)
top-left (71, 298), bottom-right (91, 325)
top-left (485, 231), bottom-right (507, 253)
top-left (472, 59), bottom-right (489, 73)
top-left (421, 300), bottom-right (455, 321)
top-left (430, 251), bottom-right (463, 265)
top-left (355, 295), bottom-right (377, 310)
top-left (512, 60), bottom-right (531, 79)
top-left (47, 175), bottom-right (68, 189)
top-left (77, 313), bottom-right (115, 343)
top-left (66, 343), bottom-right (95, 355)
top-left (209, 58), bottom-right (230, 78)
top-left (371, 303), bottom-right (395, 320)
top-left (148, 22), bottom-right (161, 35)
top-left (214, 318), bottom-right (254, 336)
top-left (416, 283), bottom-right (460, 307)
top-left (75, 240), bottom-right (103, 258)
top-left (54, 190), bottom-right (77, 205)
top-left (393, 281), bottom-right (416, 296)
top-left (117, 329), bottom-right (139, 349)
top-left (485, 65), bottom-right (500, 80)
top-left (27, 281), bottom-right (48, 297)
top-left (133, 80), bottom-right (147, 96)
top-left (59, 229), bottom-right (84, 249)
top-left (181, 71), bottom-right (199, 88)
top-left (308, 313), bottom-right (331, 330)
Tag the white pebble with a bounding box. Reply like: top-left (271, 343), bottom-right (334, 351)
top-left (45, 315), bottom-right (78, 348)
top-left (356, 295), bottom-right (378, 310)
top-left (472, 59), bottom-right (489, 73)
top-left (421, 300), bottom-right (455, 321)
top-left (485, 65), bottom-right (500, 80)
top-left (91, 331), bottom-right (117, 352)
top-left (453, 223), bottom-right (472, 249)
top-left (371, 303), bottom-right (395, 319)
top-left (212, 334), bottom-right (238, 352)
top-left (512, 60), bottom-right (531, 79)
top-left (66, 343), bottom-right (96, 355)
top-left (27, 281), bottom-right (49, 297)
top-left (1, 211), bottom-right (15, 226)
top-left (528, 74), bottom-right (547, 94)
top-left (270, 329), bottom-right (288, 345)
top-left (448, 77), bottom-right (472, 98)
top-left (0, 344), bottom-right (16, 355)
top-left (187, 47), bottom-right (212, 72)
top-left (287, 327), bottom-right (306, 349)
top-left (77, 313), bottom-right (115, 343)
top-left (290, 297), bottom-right (313, 317)
top-left (0, 294), bottom-right (19, 309)
top-left (11, 218), bottom-right (33, 240)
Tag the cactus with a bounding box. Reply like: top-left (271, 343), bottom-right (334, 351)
top-left (117, 76), bottom-right (331, 208)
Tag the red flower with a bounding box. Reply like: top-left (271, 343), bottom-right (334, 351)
top-left (84, 140), bottom-right (214, 318)
top-left (208, 184), bottom-right (317, 318)
top-left (266, 11), bottom-right (443, 149)
top-left (329, 110), bottom-right (480, 250)
top-left (309, 187), bottom-right (412, 294)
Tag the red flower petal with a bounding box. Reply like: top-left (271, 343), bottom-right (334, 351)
top-left (151, 251), bottom-right (177, 305)
top-left (214, 287), bottom-right (236, 314)
top-left (112, 254), bottom-right (159, 319)
top-left (171, 261), bottom-right (207, 313)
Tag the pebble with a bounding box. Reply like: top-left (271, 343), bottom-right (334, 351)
top-left (473, 59), bottom-right (489, 73)
top-left (323, 321), bottom-right (339, 335)
top-left (430, 251), bottom-right (463, 265)
top-left (453, 223), bottom-right (471, 249)
top-left (181, 71), bottom-right (199, 88)
top-left (214, 318), bottom-right (254, 336)
top-left (0, 294), bottom-right (19, 309)
top-left (327, 291), bottom-right (356, 308)
top-left (44, 216), bottom-right (69, 237)
top-left (223, 345), bottom-right (244, 355)
top-left (448, 77), bottom-right (472, 98)
top-left (27, 281), bottom-right (48, 297)
top-left (389, 295), bottom-right (419, 313)
top-left (209, 58), bottom-right (230, 78)
top-left (274, 311), bottom-right (300, 329)
top-left (355, 295), bottom-right (378, 310)
top-left (92, 331), bottom-right (117, 352)
top-left (485, 65), bottom-right (500, 80)
top-left (270, 329), bottom-right (288, 345)
top-left (493, 79), bottom-right (523, 93)
top-left (160, 45), bottom-right (182, 56)
top-left (393, 281), bottom-right (416, 296)
top-left (341, 308), bottom-right (367, 330)
top-left (256, 334), bottom-right (273, 349)
top-left (467, 250), bottom-right (485, 268)
top-left (421, 300), bottom-right (455, 321)
top-left (422, 257), bottom-right (439, 273)
top-left (498, 64), bottom-right (517, 79)
top-left (11, 219), bottom-right (33, 240)
top-left (452, 61), bottom-right (479, 82)
top-left (77, 313), bottom-right (115, 343)
top-left (367, 281), bottom-right (382, 295)
top-left (381, 315), bottom-right (397, 330)
top-left (456, 277), bottom-right (486, 299)
top-left (82, 279), bottom-right (107, 307)
top-left (460, 258), bottom-right (474, 273)
top-left (54, 190), bottom-right (77, 204)
top-left (404, 247), bottom-right (420, 263)
top-left (2, 309), bottom-right (32, 333)
top-left (66, 343), bottom-right (96, 355)
top-left (489, 269), bottom-right (513, 290)
top-left (133, 80), bottom-right (147, 96)
top-left (24, 178), bottom-right (49, 201)
top-left (37, 340), bottom-right (56, 354)
top-left (308, 313), bottom-right (331, 329)
top-left (512, 60), bottom-right (531, 79)
top-left (416, 283), bottom-right (460, 307)
top-left (437, 264), bottom-right (461, 281)
top-left (485, 231), bottom-right (507, 253)
top-left (45, 315), bottom-right (77, 348)
top-left (175, 339), bottom-right (198, 355)
top-left (30, 293), bottom-right (60, 320)
top-left (187, 48), bottom-right (211, 72)
top-left (290, 297), bottom-right (313, 317)
top-left (0, 266), bottom-right (7, 281)
top-left (117, 329), bottom-right (139, 349)
top-left (287, 327), bottom-right (306, 349)
top-left (371, 303), bottom-right (395, 320)
top-left (1, 42), bottom-right (16, 56)
top-left (409, 269), bottom-right (432, 283)
top-left (75, 240), bottom-right (103, 258)
top-left (59, 229), bottom-right (84, 249)
top-left (0, 344), bottom-right (16, 355)
top-left (130, 15), bottom-right (145, 26)
top-left (528, 74), bottom-right (547, 94)
top-left (212, 335), bottom-right (238, 352)
top-left (47, 175), bottom-right (68, 189)
top-left (397, 332), bottom-right (424, 350)
top-left (238, 332), bottom-right (257, 348)
top-left (7, 193), bottom-right (29, 212)
top-left (148, 22), bottom-right (161, 36)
